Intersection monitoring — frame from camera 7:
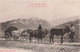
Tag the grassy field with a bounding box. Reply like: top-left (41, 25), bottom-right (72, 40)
top-left (0, 39), bottom-right (80, 52)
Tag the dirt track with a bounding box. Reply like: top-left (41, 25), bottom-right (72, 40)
top-left (0, 40), bottom-right (80, 52)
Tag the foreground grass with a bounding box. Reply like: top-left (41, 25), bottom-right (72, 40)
top-left (0, 40), bottom-right (80, 52)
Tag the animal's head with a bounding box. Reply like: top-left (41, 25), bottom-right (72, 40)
top-left (8, 26), bottom-right (18, 31)
top-left (13, 27), bottom-right (17, 30)
top-left (27, 29), bottom-right (33, 34)
top-left (65, 25), bottom-right (70, 33)
top-left (42, 29), bottom-right (49, 38)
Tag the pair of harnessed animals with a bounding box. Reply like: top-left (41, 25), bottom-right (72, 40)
top-left (27, 29), bottom-right (48, 43)
top-left (4, 25), bottom-right (74, 43)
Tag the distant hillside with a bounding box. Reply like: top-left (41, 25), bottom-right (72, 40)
top-left (53, 19), bottom-right (80, 28)
top-left (1, 17), bottom-right (52, 31)
top-left (51, 16), bottom-right (80, 27)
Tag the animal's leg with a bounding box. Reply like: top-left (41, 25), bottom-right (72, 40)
top-left (24, 36), bottom-right (27, 41)
top-left (4, 32), bottom-right (8, 40)
top-left (50, 35), bottom-right (52, 43)
top-left (61, 35), bottom-right (63, 43)
top-left (72, 36), bottom-right (74, 42)
top-left (26, 36), bottom-right (28, 41)
top-left (29, 37), bottom-right (32, 42)
top-left (41, 38), bottom-right (43, 43)
top-left (52, 36), bottom-right (54, 43)
top-left (38, 38), bottom-right (39, 43)
top-left (70, 35), bottom-right (73, 42)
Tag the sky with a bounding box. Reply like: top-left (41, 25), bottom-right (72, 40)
top-left (0, 0), bottom-right (80, 23)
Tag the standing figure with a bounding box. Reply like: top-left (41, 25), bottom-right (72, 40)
top-left (37, 24), bottom-right (43, 43)
top-left (69, 24), bottom-right (75, 42)
top-left (38, 24), bottom-right (42, 30)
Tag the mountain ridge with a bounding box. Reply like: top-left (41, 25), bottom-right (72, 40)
top-left (1, 17), bottom-right (52, 31)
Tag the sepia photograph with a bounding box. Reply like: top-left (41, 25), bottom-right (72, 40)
top-left (0, 0), bottom-right (80, 52)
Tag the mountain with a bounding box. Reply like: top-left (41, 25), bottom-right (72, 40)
top-left (1, 17), bottom-right (52, 32)
top-left (51, 16), bottom-right (80, 27)
top-left (54, 19), bottom-right (80, 28)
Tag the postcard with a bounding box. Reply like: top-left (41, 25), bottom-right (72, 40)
top-left (0, 0), bottom-right (80, 52)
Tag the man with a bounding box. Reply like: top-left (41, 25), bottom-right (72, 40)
top-left (70, 24), bottom-right (75, 32)
top-left (69, 24), bottom-right (75, 42)
top-left (37, 24), bottom-right (43, 42)
top-left (38, 24), bottom-right (42, 30)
